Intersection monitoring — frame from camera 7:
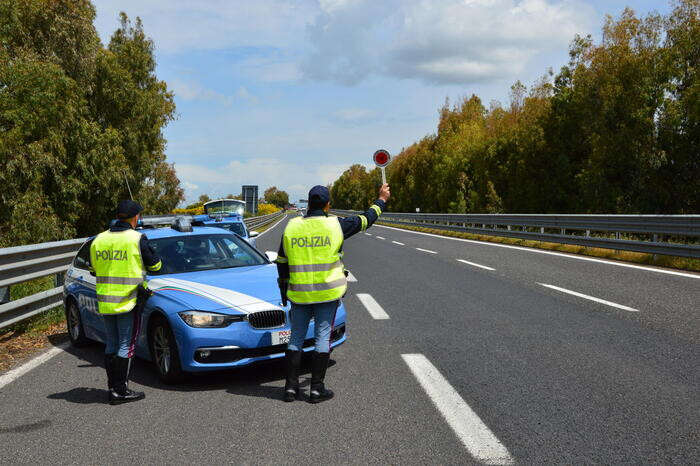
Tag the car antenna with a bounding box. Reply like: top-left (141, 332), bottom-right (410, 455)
top-left (124, 170), bottom-right (134, 200)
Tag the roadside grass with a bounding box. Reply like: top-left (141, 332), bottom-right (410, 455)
top-left (377, 221), bottom-right (700, 273)
top-left (1, 277), bottom-right (68, 373)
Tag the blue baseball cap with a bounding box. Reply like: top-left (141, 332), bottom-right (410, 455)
top-left (308, 185), bottom-right (330, 209)
top-left (116, 200), bottom-right (143, 219)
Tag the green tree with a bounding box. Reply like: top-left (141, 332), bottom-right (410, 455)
top-left (264, 186), bottom-right (289, 208)
top-left (0, 2), bottom-right (182, 246)
top-left (330, 1), bottom-right (697, 215)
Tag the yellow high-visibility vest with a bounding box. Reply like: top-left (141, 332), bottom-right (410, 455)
top-left (283, 216), bottom-right (346, 304)
top-left (90, 229), bottom-right (147, 314)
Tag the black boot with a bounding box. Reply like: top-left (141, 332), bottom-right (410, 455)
top-left (283, 350), bottom-right (302, 402)
top-left (309, 351), bottom-right (334, 404)
top-left (109, 356), bottom-right (145, 405)
top-left (104, 354), bottom-right (116, 392)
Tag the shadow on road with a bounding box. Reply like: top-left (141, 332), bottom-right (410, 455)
top-left (47, 387), bottom-right (106, 404)
top-left (46, 334), bottom-right (335, 403)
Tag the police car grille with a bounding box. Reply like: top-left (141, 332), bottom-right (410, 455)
top-left (247, 310), bottom-right (285, 329)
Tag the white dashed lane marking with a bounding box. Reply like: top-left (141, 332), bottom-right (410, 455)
top-left (402, 354), bottom-right (515, 465)
top-left (346, 271), bottom-right (358, 282)
top-left (364, 233), bottom-right (372, 236)
top-left (415, 248), bottom-right (437, 254)
top-left (539, 283), bottom-right (639, 312)
top-left (376, 236), bottom-right (386, 240)
top-left (376, 224), bottom-right (700, 280)
top-left (456, 259), bottom-right (495, 271)
top-left (356, 293), bottom-right (390, 319)
top-left (392, 241), bottom-right (405, 245)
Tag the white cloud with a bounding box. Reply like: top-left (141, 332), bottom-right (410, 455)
top-left (239, 57), bottom-right (302, 83)
top-left (302, 0), bottom-right (595, 85)
top-left (93, 0), bottom-right (317, 53)
top-left (182, 181), bottom-right (199, 191)
top-left (176, 158), bottom-right (348, 205)
top-left (169, 80), bottom-right (259, 106)
top-left (235, 86), bottom-right (258, 104)
top-left (170, 79), bottom-right (233, 105)
top-left (330, 107), bottom-right (377, 125)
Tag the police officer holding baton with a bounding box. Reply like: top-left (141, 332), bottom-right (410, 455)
top-left (276, 183), bottom-right (390, 403)
top-left (88, 200), bottom-right (162, 405)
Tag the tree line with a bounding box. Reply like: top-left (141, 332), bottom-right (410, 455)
top-left (0, 0), bottom-right (182, 247)
top-left (331, 1), bottom-right (699, 214)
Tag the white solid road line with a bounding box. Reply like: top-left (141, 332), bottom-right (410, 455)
top-left (416, 248), bottom-right (437, 254)
top-left (392, 241), bottom-right (405, 245)
top-left (457, 259), bottom-right (495, 271)
top-left (256, 215), bottom-right (287, 237)
top-left (376, 224), bottom-right (700, 280)
top-left (347, 271), bottom-right (358, 282)
top-left (539, 283), bottom-right (639, 312)
top-left (402, 354), bottom-right (515, 465)
top-left (375, 236), bottom-right (386, 240)
top-left (356, 293), bottom-right (390, 319)
top-left (0, 343), bottom-right (68, 390)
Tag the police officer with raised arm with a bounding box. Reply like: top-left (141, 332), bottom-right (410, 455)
top-left (276, 183), bottom-right (390, 403)
top-left (88, 200), bottom-right (162, 405)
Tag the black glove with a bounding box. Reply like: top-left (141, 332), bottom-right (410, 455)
top-left (135, 284), bottom-right (153, 312)
top-left (277, 278), bottom-right (288, 307)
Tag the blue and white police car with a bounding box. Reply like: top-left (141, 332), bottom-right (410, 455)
top-left (63, 218), bottom-right (347, 383)
top-left (193, 199), bottom-right (258, 248)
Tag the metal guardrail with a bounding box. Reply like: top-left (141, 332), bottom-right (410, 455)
top-left (0, 210), bottom-right (285, 330)
top-left (332, 210), bottom-right (700, 259)
top-left (244, 210), bottom-right (285, 230)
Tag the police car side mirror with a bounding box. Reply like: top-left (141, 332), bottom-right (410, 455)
top-left (249, 230), bottom-right (259, 238)
top-left (265, 251), bottom-right (278, 262)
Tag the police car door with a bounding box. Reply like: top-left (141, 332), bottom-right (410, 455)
top-left (66, 242), bottom-right (101, 340)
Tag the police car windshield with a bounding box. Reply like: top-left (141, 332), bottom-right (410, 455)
top-left (147, 234), bottom-right (265, 275)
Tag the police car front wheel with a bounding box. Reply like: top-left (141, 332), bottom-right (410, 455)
top-left (148, 316), bottom-right (184, 384)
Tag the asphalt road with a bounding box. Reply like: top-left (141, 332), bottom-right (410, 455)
top-left (0, 213), bottom-right (698, 464)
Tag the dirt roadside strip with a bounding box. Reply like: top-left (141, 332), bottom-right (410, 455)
top-left (0, 321), bottom-right (68, 375)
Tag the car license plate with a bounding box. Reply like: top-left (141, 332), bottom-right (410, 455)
top-left (271, 329), bottom-right (291, 345)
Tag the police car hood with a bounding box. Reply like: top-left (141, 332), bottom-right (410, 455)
top-left (147, 264), bottom-right (281, 313)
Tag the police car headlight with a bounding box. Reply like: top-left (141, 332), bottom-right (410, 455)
top-left (178, 311), bottom-right (243, 328)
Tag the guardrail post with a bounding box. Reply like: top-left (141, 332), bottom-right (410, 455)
top-left (586, 229), bottom-right (590, 237)
top-left (0, 286), bottom-right (9, 305)
top-left (561, 228), bottom-right (565, 235)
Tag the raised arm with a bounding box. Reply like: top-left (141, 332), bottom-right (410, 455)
top-left (338, 184), bottom-right (390, 239)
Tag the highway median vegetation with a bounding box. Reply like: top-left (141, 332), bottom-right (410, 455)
top-left (330, 1), bottom-right (699, 216)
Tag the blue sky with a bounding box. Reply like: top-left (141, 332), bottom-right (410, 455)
top-left (93, 0), bottom-right (671, 206)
